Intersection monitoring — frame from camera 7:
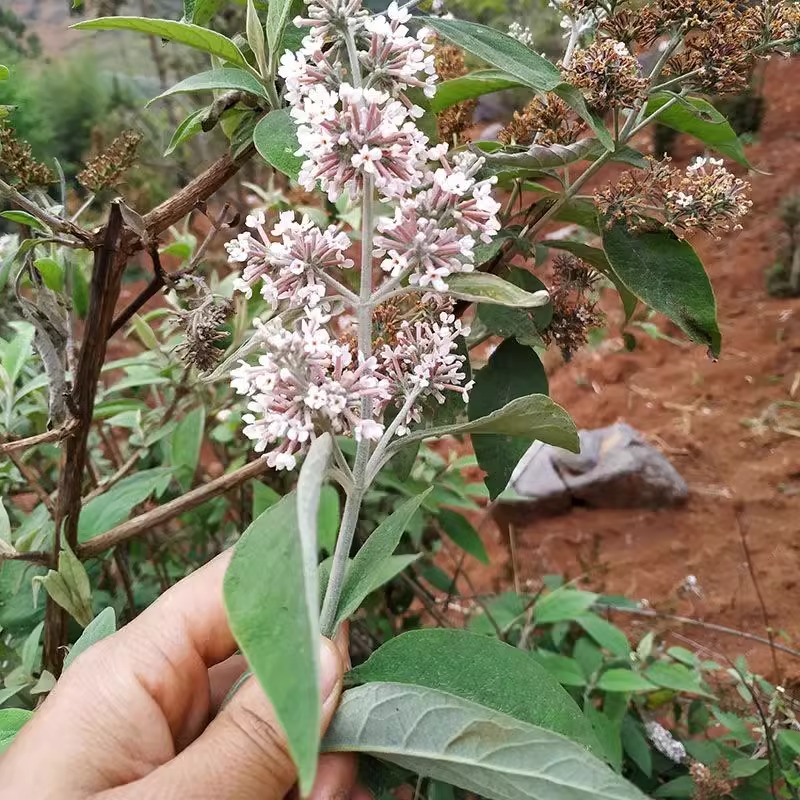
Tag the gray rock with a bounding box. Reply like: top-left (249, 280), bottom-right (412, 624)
top-left (504, 422), bottom-right (688, 514)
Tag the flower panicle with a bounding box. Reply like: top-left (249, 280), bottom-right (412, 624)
top-left (224, 0), bottom-right (500, 467)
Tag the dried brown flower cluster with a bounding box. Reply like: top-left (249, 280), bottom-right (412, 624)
top-left (562, 39), bottom-right (648, 114)
top-left (656, 0), bottom-right (800, 94)
top-left (173, 285), bottom-right (232, 371)
top-left (77, 130), bottom-right (142, 193)
top-left (689, 761), bottom-right (734, 800)
top-left (543, 254), bottom-right (604, 361)
top-left (595, 155), bottom-right (752, 236)
top-left (434, 43), bottom-right (476, 145)
top-left (0, 123), bottom-right (53, 189)
top-left (599, 9), bottom-right (659, 46)
top-left (499, 94), bottom-right (582, 147)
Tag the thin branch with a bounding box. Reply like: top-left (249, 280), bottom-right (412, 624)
top-left (0, 178), bottom-right (94, 244)
top-left (77, 459), bottom-right (270, 559)
top-left (0, 420), bottom-right (79, 455)
top-left (594, 603), bottom-right (800, 660)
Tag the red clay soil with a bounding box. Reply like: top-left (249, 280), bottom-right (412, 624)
top-left (467, 56), bottom-right (800, 683)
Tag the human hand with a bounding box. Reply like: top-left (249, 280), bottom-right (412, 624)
top-left (0, 551), bottom-right (359, 800)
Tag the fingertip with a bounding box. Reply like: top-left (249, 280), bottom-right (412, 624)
top-left (320, 638), bottom-right (343, 702)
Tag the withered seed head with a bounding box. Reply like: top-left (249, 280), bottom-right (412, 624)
top-left (499, 94), bottom-right (581, 147)
top-left (77, 130), bottom-right (143, 193)
top-left (0, 123), bottom-right (54, 189)
top-left (173, 284), bottom-right (232, 372)
top-left (434, 42), bottom-right (476, 144)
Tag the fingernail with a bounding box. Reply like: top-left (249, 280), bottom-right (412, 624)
top-left (319, 638), bottom-right (341, 701)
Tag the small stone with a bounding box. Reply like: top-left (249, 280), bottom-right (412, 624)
top-left (505, 422), bottom-right (688, 514)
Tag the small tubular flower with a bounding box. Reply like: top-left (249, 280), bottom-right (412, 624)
top-left (227, 211), bottom-right (353, 308)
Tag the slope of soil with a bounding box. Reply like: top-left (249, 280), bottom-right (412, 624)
top-left (474, 56), bottom-right (800, 682)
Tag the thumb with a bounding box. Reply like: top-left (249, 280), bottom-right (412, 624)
top-left (103, 638), bottom-right (344, 800)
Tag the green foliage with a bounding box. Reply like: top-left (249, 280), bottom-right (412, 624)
top-left (324, 682), bottom-right (646, 800)
top-left (468, 339), bottom-right (549, 498)
top-left (224, 494), bottom-right (321, 794)
top-left (253, 109), bottom-right (303, 180)
top-left (602, 222), bottom-right (721, 357)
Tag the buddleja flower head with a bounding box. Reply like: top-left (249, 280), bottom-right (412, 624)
top-left (226, 0), bottom-right (502, 468)
top-left (596, 156), bottom-right (751, 236)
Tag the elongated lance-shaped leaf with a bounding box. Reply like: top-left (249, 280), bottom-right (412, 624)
top-left (431, 273), bottom-right (550, 308)
top-left (430, 70), bottom-right (522, 113)
top-left (422, 18), bottom-right (560, 92)
top-left (267, 0), bottom-right (295, 65)
top-left (323, 682), bottom-right (647, 800)
top-left (71, 17), bottom-right (248, 68)
top-left (348, 629), bottom-right (600, 753)
top-left (224, 493), bottom-right (321, 794)
top-left (334, 490), bottom-right (431, 628)
top-left (63, 607), bottom-right (117, 671)
top-left (247, 0), bottom-right (268, 78)
top-left (645, 93), bottom-right (752, 169)
top-left (385, 394), bottom-right (578, 454)
top-left (148, 68), bottom-right (268, 104)
top-left (297, 433), bottom-right (332, 638)
top-left (474, 138), bottom-right (596, 170)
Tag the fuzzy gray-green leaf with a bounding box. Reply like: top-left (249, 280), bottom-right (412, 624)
top-left (323, 682), bottom-right (646, 800)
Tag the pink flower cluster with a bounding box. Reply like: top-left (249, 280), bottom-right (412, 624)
top-left (232, 309), bottom-right (470, 467)
top-left (225, 0), bottom-right (503, 468)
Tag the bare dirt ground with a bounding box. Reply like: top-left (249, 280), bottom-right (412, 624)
top-left (467, 56), bottom-right (800, 683)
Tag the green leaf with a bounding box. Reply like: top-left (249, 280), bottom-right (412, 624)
top-left (182, 0), bottom-right (224, 25)
top-left (224, 493), bottom-right (321, 794)
top-left (0, 66), bottom-right (9, 81)
top-left (577, 614), bottom-right (631, 657)
top-left (0, 709), bottom-right (33, 754)
top-left (31, 258), bottom-right (63, 292)
top-left (666, 646), bottom-right (698, 667)
top-left (267, 0), bottom-right (294, 65)
top-left (422, 18), bottom-right (561, 93)
top-left (602, 221), bottom-right (721, 356)
top-left (621, 716), bottom-right (652, 777)
top-left (165, 107), bottom-right (207, 156)
top-left (388, 393), bottom-right (579, 455)
top-left (437, 509), bottom-right (488, 564)
top-left (317, 485), bottom-right (340, 554)
top-left (0, 561), bottom-right (46, 632)
top-left (247, 0), bottom-right (269, 78)
top-left (0, 501), bottom-right (9, 545)
top-left (477, 138), bottom-right (597, 172)
top-left (468, 339), bottom-right (549, 498)
top-left (334, 490), bottom-right (430, 627)
top-left (33, 544), bottom-right (94, 628)
top-left (727, 758), bottom-right (768, 779)
top-left (296, 433), bottom-right (329, 640)
top-left (323, 682), bottom-right (646, 800)
top-left (584, 704), bottom-right (622, 771)
top-left (531, 651), bottom-right (587, 687)
top-left (596, 669), bottom-right (658, 693)
top-left (252, 481), bottom-right (281, 518)
top-left (349, 629), bottom-right (599, 753)
top-left (2, 321), bottom-right (35, 387)
top-left (478, 268), bottom-right (551, 346)
top-left (253, 109), bottom-right (303, 181)
top-left (778, 729), bottom-right (800, 757)
top-left (438, 272), bottom-right (550, 308)
top-left (0, 210), bottom-right (47, 232)
top-left (170, 406), bottom-right (205, 491)
top-left (63, 606), bottom-right (117, 671)
top-left (151, 68), bottom-right (268, 104)
top-left (541, 239), bottom-right (637, 321)
top-left (71, 17), bottom-right (248, 68)
top-left (646, 93), bottom-right (751, 168)
top-left (534, 587), bottom-right (599, 625)
top-left (644, 662), bottom-right (714, 698)
top-left (652, 776), bottom-right (695, 798)
top-left (78, 468), bottom-right (173, 542)
top-left (430, 70), bottom-right (521, 113)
